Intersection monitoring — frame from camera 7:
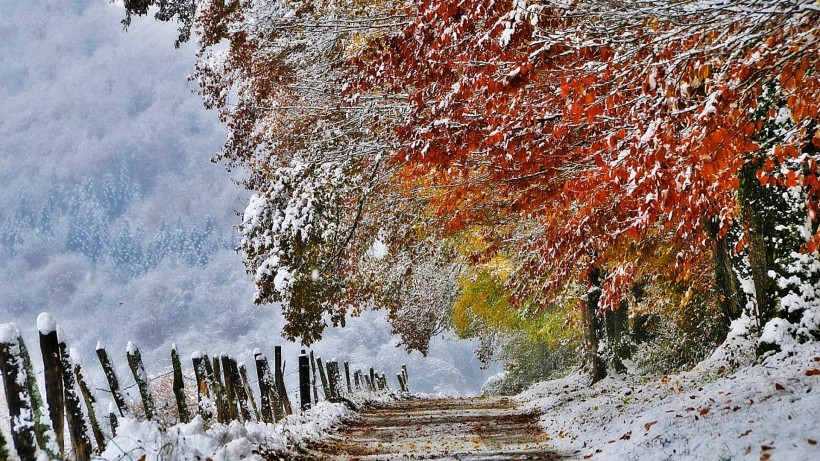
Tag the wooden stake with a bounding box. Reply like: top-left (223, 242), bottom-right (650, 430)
top-left (239, 364), bottom-right (260, 421)
top-left (316, 357), bottom-right (330, 400)
top-left (344, 361), bottom-right (352, 394)
top-left (220, 355), bottom-right (238, 421)
top-left (299, 351), bottom-right (311, 411)
top-left (309, 351), bottom-right (319, 405)
top-left (126, 342), bottom-right (155, 421)
top-left (108, 403), bottom-right (119, 438)
top-left (73, 360), bottom-right (106, 453)
top-left (96, 343), bottom-right (127, 417)
top-left (59, 342), bottom-right (92, 461)
top-left (254, 351), bottom-right (275, 422)
top-left (191, 352), bottom-right (214, 421)
top-left (0, 324), bottom-right (37, 460)
top-left (326, 360), bottom-right (337, 401)
top-left (210, 356), bottom-right (228, 423)
top-left (39, 321), bottom-right (65, 456)
top-left (18, 334), bottom-right (53, 452)
top-left (228, 358), bottom-right (252, 421)
top-left (171, 346), bottom-right (190, 423)
top-left (274, 346), bottom-right (292, 415)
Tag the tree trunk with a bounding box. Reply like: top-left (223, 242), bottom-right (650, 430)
top-left (605, 300), bottom-right (630, 374)
top-left (708, 217), bottom-right (747, 335)
top-left (739, 161), bottom-right (777, 329)
top-left (583, 267), bottom-right (607, 383)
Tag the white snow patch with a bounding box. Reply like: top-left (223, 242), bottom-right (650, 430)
top-left (519, 341), bottom-right (820, 460)
top-left (0, 323), bottom-right (18, 344)
top-left (36, 312), bottom-right (57, 335)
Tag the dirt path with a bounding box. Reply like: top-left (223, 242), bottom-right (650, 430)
top-left (293, 397), bottom-right (566, 460)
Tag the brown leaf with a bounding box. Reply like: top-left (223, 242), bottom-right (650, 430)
top-left (761, 445), bottom-right (773, 451)
top-left (808, 439), bottom-right (817, 445)
top-left (774, 383), bottom-right (785, 391)
top-left (699, 407), bottom-right (710, 416)
top-left (805, 368), bottom-right (820, 376)
top-left (620, 431), bottom-right (632, 441)
top-left (644, 421), bottom-right (657, 431)
top-left (760, 453), bottom-right (771, 461)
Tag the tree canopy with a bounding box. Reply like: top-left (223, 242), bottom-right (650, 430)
top-left (124, 0), bottom-right (820, 380)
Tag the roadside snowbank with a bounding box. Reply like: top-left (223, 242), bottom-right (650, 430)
top-left (519, 340), bottom-right (820, 460)
top-left (99, 401), bottom-right (352, 461)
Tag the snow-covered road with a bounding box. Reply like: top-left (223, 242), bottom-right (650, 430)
top-left (299, 396), bottom-right (564, 460)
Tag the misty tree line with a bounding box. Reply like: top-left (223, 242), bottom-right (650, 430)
top-left (0, 165), bottom-right (234, 275)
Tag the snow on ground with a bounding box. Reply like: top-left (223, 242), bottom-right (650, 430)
top-left (99, 401), bottom-right (353, 461)
top-left (519, 340), bottom-right (820, 460)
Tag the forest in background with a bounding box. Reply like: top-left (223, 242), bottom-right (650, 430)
top-left (0, 0), bottom-right (492, 398)
top-left (123, 0), bottom-right (820, 393)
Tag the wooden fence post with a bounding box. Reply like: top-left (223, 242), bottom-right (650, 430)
top-left (239, 364), bottom-right (259, 421)
top-left (126, 342), bottom-right (155, 421)
top-left (73, 358), bottom-right (106, 453)
top-left (108, 403), bottom-right (119, 438)
top-left (171, 345), bottom-right (190, 423)
top-left (191, 352), bottom-right (214, 421)
top-left (309, 351), bottom-right (319, 405)
top-left (254, 351), bottom-right (278, 422)
top-left (398, 373), bottom-right (407, 393)
top-left (354, 370), bottom-right (361, 392)
top-left (274, 346), bottom-right (292, 415)
top-left (96, 342), bottom-right (127, 417)
top-left (325, 360), bottom-right (337, 401)
top-left (299, 350), bottom-right (311, 411)
top-left (344, 362), bottom-right (352, 394)
top-left (211, 356), bottom-right (228, 423)
top-left (0, 323), bottom-right (38, 460)
top-left (316, 357), bottom-right (330, 400)
top-left (38, 313), bottom-right (65, 456)
top-left (18, 333), bottom-right (53, 453)
top-left (239, 364), bottom-right (260, 421)
top-left (59, 342), bottom-right (93, 461)
top-left (402, 364), bottom-right (409, 391)
top-left (332, 361), bottom-right (343, 397)
top-left (227, 358), bottom-right (252, 421)
top-left (220, 355), bottom-right (238, 421)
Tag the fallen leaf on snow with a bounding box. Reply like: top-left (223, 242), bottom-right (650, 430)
top-left (805, 368), bottom-right (820, 376)
top-left (774, 383), bottom-right (785, 391)
top-left (644, 421), bottom-right (657, 431)
top-left (808, 439), bottom-right (817, 445)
